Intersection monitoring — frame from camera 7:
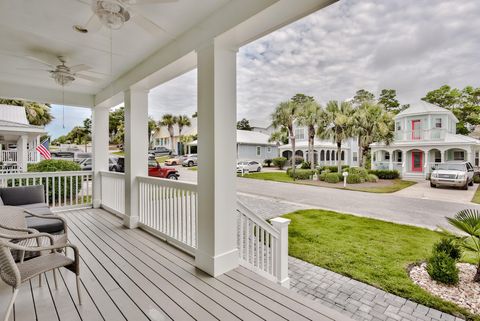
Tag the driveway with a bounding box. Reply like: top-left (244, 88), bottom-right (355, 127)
top-left (394, 179), bottom-right (478, 204)
top-left (175, 166), bottom-right (480, 230)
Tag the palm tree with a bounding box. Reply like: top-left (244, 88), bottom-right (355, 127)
top-left (446, 209), bottom-right (480, 282)
top-left (177, 115), bottom-right (191, 155)
top-left (354, 102), bottom-right (394, 167)
top-left (272, 101), bottom-right (299, 175)
top-left (159, 114), bottom-right (178, 153)
top-left (0, 98), bottom-right (53, 126)
top-left (318, 100), bottom-right (355, 173)
top-left (297, 101), bottom-right (322, 169)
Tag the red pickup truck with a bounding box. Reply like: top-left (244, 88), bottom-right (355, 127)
top-left (148, 160), bottom-right (179, 180)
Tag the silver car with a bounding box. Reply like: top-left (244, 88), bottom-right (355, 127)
top-left (430, 161), bottom-right (475, 190)
top-left (182, 154), bottom-right (198, 167)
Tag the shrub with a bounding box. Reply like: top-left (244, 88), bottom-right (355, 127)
top-left (366, 174), bottom-right (379, 183)
top-left (433, 238), bottom-right (462, 260)
top-left (288, 156), bottom-right (304, 166)
top-left (426, 250), bottom-right (459, 285)
top-left (348, 167), bottom-right (368, 180)
top-left (287, 168), bottom-right (316, 180)
top-left (336, 172), bottom-right (344, 181)
top-left (264, 159), bottom-right (272, 167)
top-left (474, 175), bottom-right (480, 184)
top-left (346, 174), bottom-right (362, 184)
top-left (300, 161), bottom-right (311, 169)
top-left (318, 165), bottom-right (349, 173)
top-left (368, 170), bottom-right (400, 179)
top-left (273, 157), bottom-right (287, 169)
top-left (319, 170), bottom-right (330, 181)
top-left (27, 160), bottom-right (82, 204)
top-left (324, 173), bottom-right (340, 183)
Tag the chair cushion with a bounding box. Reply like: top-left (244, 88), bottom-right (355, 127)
top-left (0, 185), bottom-right (45, 206)
top-left (25, 216), bottom-right (64, 234)
top-left (21, 203), bottom-right (52, 215)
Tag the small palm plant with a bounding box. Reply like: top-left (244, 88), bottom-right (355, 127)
top-left (446, 209), bottom-right (480, 282)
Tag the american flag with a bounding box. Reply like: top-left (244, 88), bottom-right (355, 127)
top-left (36, 139), bottom-right (51, 160)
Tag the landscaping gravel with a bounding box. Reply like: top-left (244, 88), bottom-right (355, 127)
top-left (410, 263), bottom-right (480, 315)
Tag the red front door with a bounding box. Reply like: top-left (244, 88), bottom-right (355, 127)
top-left (411, 151), bottom-right (423, 172)
top-left (412, 120), bottom-right (421, 140)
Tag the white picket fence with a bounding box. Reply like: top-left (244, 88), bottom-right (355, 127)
top-left (138, 176), bottom-right (198, 254)
top-left (0, 171), bottom-right (93, 210)
top-left (99, 171), bottom-right (125, 217)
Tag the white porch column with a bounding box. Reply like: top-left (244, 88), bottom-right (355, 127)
top-left (124, 88), bottom-right (149, 228)
top-left (195, 40), bottom-right (239, 277)
top-left (92, 106), bottom-right (110, 208)
top-left (424, 150), bottom-right (429, 178)
top-left (388, 151), bottom-right (393, 170)
top-left (16, 135), bottom-right (28, 172)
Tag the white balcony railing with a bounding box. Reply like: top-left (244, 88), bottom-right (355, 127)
top-left (100, 171), bottom-right (125, 216)
top-left (0, 171), bottom-right (93, 210)
top-left (395, 129), bottom-right (446, 141)
top-left (1, 150), bottom-right (17, 162)
top-left (138, 176), bottom-right (198, 254)
top-left (28, 150), bottom-right (38, 163)
top-left (237, 201), bottom-right (291, 287)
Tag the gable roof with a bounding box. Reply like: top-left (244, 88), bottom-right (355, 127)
top-left (0, 104), bottom-right (29, 124)
top-left (396, 101), bottom-right (458, 122)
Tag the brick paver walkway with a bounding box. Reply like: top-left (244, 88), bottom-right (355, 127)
top-left (289, 257), bottom-right (462, 321)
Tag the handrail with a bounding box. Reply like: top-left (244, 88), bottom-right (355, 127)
top-left (237, 200), bottom-right (279, 237)
top-left (137, 175), bottom-right (197, 192)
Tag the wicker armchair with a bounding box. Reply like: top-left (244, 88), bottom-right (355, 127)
top-left (0, 238), bottom-right (81, 321)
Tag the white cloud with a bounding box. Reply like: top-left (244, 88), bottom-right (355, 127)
top-left (148, 0), bottom-right (480, 125)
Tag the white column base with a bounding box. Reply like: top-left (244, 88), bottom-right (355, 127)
top-left (195, 248), bottom-right (239, 277)
top-left (123, 215), bottom-right (139, 229)
top-left (93, 199), bottom-right (102, 208)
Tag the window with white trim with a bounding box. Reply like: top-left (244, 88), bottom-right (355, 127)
top-left (453, 151), bottom-right (465, 160)
top-left (267, 146), bottom-right (272, 153)
top-left (353, 152), bottom-right (358, 162)
top-left (294, 128), bottom-right (305, 140)
top-left (434, 151), bottom-right (441, 163)
top-left (475, 151), bottom-right (479, 167)
top-left (396, 121), bottom-right (401, 131)
top-left (256, 146), bottom-right (261, 156)
top-left (435, 118), bottom-right (442, 128)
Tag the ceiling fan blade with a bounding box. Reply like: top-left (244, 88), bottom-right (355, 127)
top-left (130, 0), bottom-right (178, 4)
top-left (70, 64), bottom-right (92, 73)
top-left (17, 67), bottom-right (52, 72)
top-left (130, 12), bottom-right (167, 37)
top-left (76, 73), bottom-right (103, 83)
top-left (74, 0), bottom-right (91, 5)
top-left (85, 14), bottom-right (103, 33)
top-left (24, 54), bottom-right (58, 68)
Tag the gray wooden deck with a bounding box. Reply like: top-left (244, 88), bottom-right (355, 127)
top-left (0, 208), bottom-right (350, 321)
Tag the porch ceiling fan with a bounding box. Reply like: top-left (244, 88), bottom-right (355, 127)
top-left (74, 0), bottom-right (178, 36)
top-left (18, 55), bottom-right (103, 86)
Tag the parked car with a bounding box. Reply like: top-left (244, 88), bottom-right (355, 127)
top-left (148, 159), bottom-right (179, 180)
top-left (50, 147), bottom-right (82, 159)
top-left (109, 157), bottom-right (122, 172)
top-left (182, 154), bottom-right (198, 167)
top-left (113, 157), bottom-right (125, 172)
top-left (430, 161), bottom-right (475, 190)
top-left (78, 158), bottom-right (92, 170)
top-left (148, 146), bottom-right (172, 157)
top-left (74, 152), bottom-right (92, 163)
top-left (164, 156), bottom-right (181, 166)
top-left (237, 160), bottom-right (262, 173)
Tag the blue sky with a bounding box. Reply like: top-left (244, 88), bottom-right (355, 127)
top-left (47, 0), bottom-right (480, 138)
top-left (46, 105), bottom-right (91, 138)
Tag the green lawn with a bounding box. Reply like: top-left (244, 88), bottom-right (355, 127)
top-left (472, 184), bottom-right (480, 204)
top-left (111, 151), bottom-right (124, 156)
top-left (188, 166), bottom-right (198, 171)
top-left (239, 172), bottom-right (414, 193)
top-left (284, 209), bottom-right (478, 320)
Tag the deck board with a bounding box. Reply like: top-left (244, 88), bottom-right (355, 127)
top-left (0, 208), bottom-right (351, 321)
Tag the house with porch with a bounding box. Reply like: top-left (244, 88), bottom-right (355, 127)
top-left (152, 117), bottom-right (197, 154)
top-left (0, 0), bottom-right (353, 320)
top-left (0, 104), bottom-right (43, 172)
top-left (279, 123), bottom-right (360, 167)
top-left (370, 101), bottom-right (480, 179)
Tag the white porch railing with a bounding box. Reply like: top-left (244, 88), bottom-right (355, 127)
top-left (1, 150), bottom-right (17, 162)
top-left (28, 150), bottom-right (38, 163)
top-left (99, 171), bottom-right (125, 217)
top-left (138, 176), bottom-right (198, 254)
top-left (0, 171), bottom-right (93, 210)
top-left (237, 201), bottom-right (290, 287)
top-left (372, 161), bottom-right (390, 170)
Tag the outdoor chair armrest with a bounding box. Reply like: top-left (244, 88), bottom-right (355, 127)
top-left (0, 224), bottom-right (38, 234)
top-left (2, 240), bottom-right (75, 253)
top-left (0, 232), bottom-right (55, 245)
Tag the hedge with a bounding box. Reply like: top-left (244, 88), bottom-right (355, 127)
top-left (318, 165), bottom-right (349, 173)
top-left (324, 173), bottom-right (340, 183)
top-left (348, 167), bottom-right (368, 179)
top-left (346, 174), bottom-right (363, 184)
top-left (286, 168), bottom-right (316, 180)
top-left (368, 169), bottom-right (400, 179)
top-left (272, 157), bottom-right (287, 169)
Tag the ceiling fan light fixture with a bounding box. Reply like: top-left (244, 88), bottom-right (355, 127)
top-left (95, 1), bottom-right (130, 29)
top-left (51, 71), bottom-right (75, 86)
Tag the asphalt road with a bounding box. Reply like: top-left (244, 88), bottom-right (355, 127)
top-left (175, 166), bottom-right (480, 230)
top-left (236, 177), bottom-right (480, 230)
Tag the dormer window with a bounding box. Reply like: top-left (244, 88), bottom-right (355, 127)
top-left (294, 128), bottom-right (305, 140)
top-left (396, 121), bottom-right (401, 131)
top-left (435, 118), bottom-right (442, 128)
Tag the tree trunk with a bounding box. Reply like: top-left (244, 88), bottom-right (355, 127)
top-left (291, 134), bottom-right (296, 178)
top-left (309, 126), bottom-right (315, 170)
top-left (474, 265), bottom-right (480, 283)
top-left (337, 141), bottom-right (342, 173)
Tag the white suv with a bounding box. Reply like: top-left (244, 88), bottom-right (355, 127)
top-left (430, 161), bottom-right (475, 190)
